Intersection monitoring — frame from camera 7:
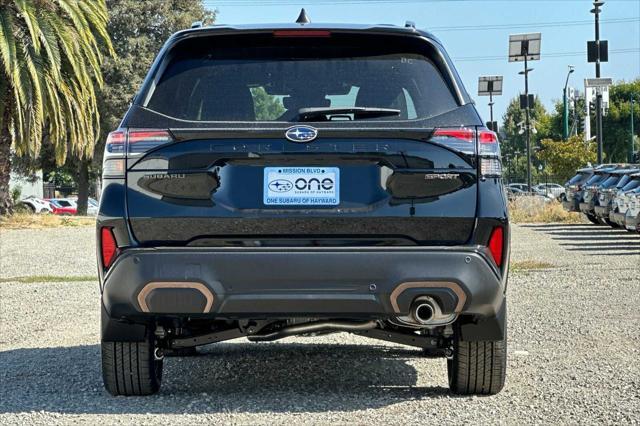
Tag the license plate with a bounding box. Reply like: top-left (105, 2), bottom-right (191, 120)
top-left (264, 167), bottom-right (339, 206)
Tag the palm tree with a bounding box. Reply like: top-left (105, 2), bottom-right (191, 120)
top-left (0, 0), bottom-right (113, 215)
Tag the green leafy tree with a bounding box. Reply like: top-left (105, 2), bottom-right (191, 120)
top-left (601, 80), bottom-right (640, 163)
top-left (501, 95), bottom-right (552, 182)
top-left (251, 87), bottom-right (285, 120)
top-left (0, 0), bottom-right (113, 215)
top-left (535, 135), bottom-right (597, 183)
top-left (69, 0), bottom-right (216, 214)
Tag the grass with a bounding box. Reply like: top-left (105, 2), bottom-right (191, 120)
top-left (0, 213), bottom-right (95, 230)
top-left (510, 260), bottom-right (556, 272)
top-left (509, 198), bottom-right (585, 224)
top-left (0, 275), bottom-right (97, 283)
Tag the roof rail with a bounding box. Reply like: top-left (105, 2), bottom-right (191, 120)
top-left (191, 21), bottom-right (203, 29)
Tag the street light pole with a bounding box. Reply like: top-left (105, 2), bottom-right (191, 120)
top-left (631, 96), bottom-right (635, 163)
top-left (592, 1), bottom-right (604, 163)
top-left (563, 66), bottom-right (575, 140)
top-left (523, 54), bottom-right (532, 192)
top-left (489, 91), bottom-right (494, 126)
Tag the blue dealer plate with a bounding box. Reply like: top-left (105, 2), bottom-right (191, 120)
top-left (263, 167), bottom-right (340, 206)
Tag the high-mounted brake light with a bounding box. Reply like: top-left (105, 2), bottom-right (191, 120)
top-left (273, 30), bottom-right (331, 37)
top-left (101, 227), bottom-right (118, 269)
top-left (488, 226), bottom-right (504, 267)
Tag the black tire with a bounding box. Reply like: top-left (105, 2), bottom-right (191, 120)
top-left (586, 214), bottom-right (600, 224)
top-left (605, 218), bottom-right (619, 228)
top-left (447, 336), bottom-right (507, 395)
top-left (101, 334), bottom-right (163, 396)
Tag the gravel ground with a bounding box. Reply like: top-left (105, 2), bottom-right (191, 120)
top-left (0, 223), bottom-right (638, 425)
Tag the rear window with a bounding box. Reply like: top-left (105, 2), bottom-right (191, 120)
top-left (145, 33), bottom-right (458, 123)
top-left (585, 173), bottom-right (607, 185)
top-left (600, 175), bottom-right (620, 188)
top-left (622, 178), bottom-right (640, 191)
top-left (567, 172), bottom-right (590, 185)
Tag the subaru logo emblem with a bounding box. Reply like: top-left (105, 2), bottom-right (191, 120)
top-left (285, 126), bottom-right (318, 143)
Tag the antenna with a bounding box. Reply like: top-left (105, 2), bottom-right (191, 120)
top-left (296, 8), bottom-right (310, 25)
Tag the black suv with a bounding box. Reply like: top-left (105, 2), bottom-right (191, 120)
top-left (97, 21), bottom-right (509, 396)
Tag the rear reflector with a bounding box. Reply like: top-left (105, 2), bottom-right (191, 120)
top-left (273, 30), bottom-right (331, 37)
top-left (101, 227), bottom-right (118, 268)
top-left (488, 227), bottom-right (504, 267)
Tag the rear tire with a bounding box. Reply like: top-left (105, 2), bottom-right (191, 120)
top-left (101, 333), bottom-right (163, 396)
top-left (447, 335), bottom-right (507, 395)
top-left (586, 214), bottom-right (600, 224)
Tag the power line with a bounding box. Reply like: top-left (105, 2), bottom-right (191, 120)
top-left (453, 48), bottom-right (640, 62)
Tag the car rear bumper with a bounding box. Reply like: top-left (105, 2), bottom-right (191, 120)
top-left (579, 202), bottom-right (595, 215)
top-left (101, 246), bottom-right (506, 321)
top-left (563, 198), bottom-right (580, 212)
top-left (594, 205), bottom-right (611, 218)
top-left (624, 213), bottom-right (640, 231)
top-left (610, 211), bottom-right (627, 226)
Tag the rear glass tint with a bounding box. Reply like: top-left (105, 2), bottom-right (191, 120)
top-left (568, 172), bottom-right (590, 184)
top-left (145, 34), bottom-right (458, 123)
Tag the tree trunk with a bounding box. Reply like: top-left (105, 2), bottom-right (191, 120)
top-left (0, 109), bottom-right (12, 216)
top-left (76, 158), bottom-right (90, 215)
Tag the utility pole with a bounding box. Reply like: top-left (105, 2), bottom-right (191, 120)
top-left (631, 96), bottom-right (636, 163)
top-left (509, 32), bottom-right (540, 192)
top-left (524, 54), bottom-right (532, 192)
top-left (591, 1), bottom-right (605, 163)
top-left (478, 76), bottom-right (503, 132)
top-left (563, 66), bottom-right (575, 140)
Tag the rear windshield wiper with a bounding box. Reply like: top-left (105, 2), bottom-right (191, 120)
top-left (294, 107), bottom-right (401, 122)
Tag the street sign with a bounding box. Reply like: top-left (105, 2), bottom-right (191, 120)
top-left (587, 40), bottom-right (608, 63)
top-left (585, 77), bottom-right (612, 87)
top-left (520, 94), bottom-right (534, 110)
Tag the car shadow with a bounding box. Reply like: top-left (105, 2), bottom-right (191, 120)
top-left (528, 223), bottom-right (639, 254)
top-left (0, 342), bottom-right (454, 415)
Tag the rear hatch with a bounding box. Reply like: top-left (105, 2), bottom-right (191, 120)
top-left (116, 30), bottom-right (493, 247)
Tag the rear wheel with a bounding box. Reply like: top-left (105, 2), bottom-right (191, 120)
top-left (101, 332), bottom-right (163, 396)
top-left (586, 214), bottom-right (600, 224)
top-left (447, 334), bottom-right (507, 395)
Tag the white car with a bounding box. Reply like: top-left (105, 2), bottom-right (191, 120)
top-left (20, 196), bottom-right (53, 213)
top-left (533, 183), bottom-right (565, 200)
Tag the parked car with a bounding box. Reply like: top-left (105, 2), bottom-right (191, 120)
top-left (594, 169), bottom-right (640, 226)
top-left (87, 198), bottom-right (99, 216)
top-left (508, 183), bottom-right (529, 192)
top-left (578, 165), bottom-right (628, 223)
top-left (563, 167), bottom-right (596, 213)
top-left (624, 187), bottom-right (640, 232)
top-left (47, 198), bottom-right (77, 215)
top-left (532, 183), bottom-right (565, 200)
top-left (609, 173), bottom-right (640, 227)
top-left (97, 19), bottom-right (509, 396)
top-left (20, 196), bottom-right (52, 213)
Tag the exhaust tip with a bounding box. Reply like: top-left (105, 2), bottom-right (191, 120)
top-left (413, 303), bottom-right (434, 324)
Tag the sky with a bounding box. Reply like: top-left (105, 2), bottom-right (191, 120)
top-left (202, 0), bottom-right (640, 125)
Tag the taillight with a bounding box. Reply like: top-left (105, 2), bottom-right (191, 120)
top-left (102, 129), bottom-right (174, 178)
top-left (101, 227), bottom-right (118, 269)
top-left (431, 127), bottom-right (501, 177)
top-left (487, 226), bottom-right (504, 267)
top-left (127, 130), bottom-right (173, 155)
top-left (103, 131), bottom-right (126, 178)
